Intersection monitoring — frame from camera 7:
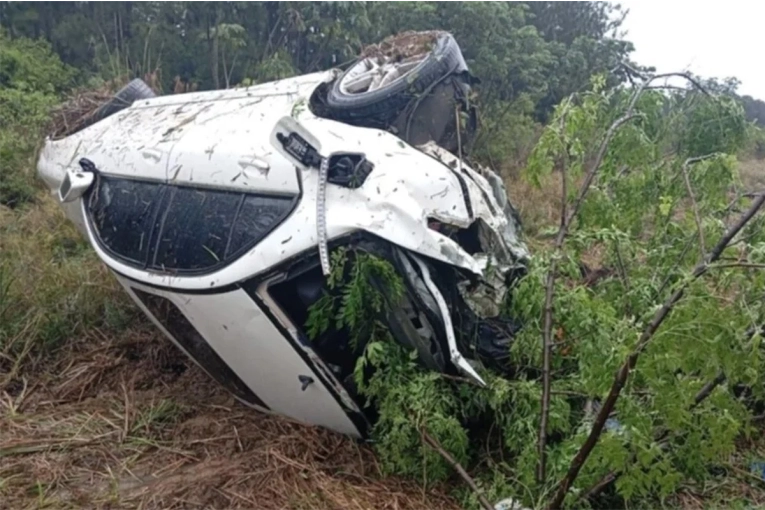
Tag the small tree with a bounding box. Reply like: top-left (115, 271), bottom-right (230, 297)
top-left (309, 70), bottom-right (765, 510)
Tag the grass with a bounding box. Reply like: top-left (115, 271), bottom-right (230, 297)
top-left (0, 189), bottom-right (462, 509)
top-left (737, 158), bottom-right (765, 191)
top-left (0, 194), bottom-right (132, 362)
top-left (3, 159), bottom-right (765, 509)
top-left (0, 326), bottom-right (463, 509)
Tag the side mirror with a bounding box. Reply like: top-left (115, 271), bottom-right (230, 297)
top-left (58, 167), bottom-right (94, 203)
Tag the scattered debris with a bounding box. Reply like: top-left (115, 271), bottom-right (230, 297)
top-left (360, 30), bottom-right (445, 62)
top-left (49, 83), bottom-right (122, 139)
top-left (494, 498), bottom-right (531, 510)
top-left (751, 461), bottom-right (765, 481)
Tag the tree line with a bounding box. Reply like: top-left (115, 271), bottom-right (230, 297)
top-left (0, 2), bottom-right (631, 109)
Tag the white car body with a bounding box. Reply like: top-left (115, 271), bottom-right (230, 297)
top-left (37, 69), bottom-right (528, 437)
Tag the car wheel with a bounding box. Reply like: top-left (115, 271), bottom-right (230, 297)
top-left (79, 78), bottom-right (157, 133)
top-left (381, 248), bottom-right (449, 372)
top-left (324, 31), bottom-right (468, 122)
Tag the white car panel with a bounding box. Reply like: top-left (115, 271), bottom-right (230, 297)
top-left (72, 143), bottom-right (484, 291)
top-left (119, 276), bottom-right (362, 437)
top-left (39, 71), bottom-right (526, 289)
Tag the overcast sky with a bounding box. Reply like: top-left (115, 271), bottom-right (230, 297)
top-left (617, 1), bottom-right (762, 98)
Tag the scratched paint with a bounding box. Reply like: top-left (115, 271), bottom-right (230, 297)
top-left (36, 66), bottom-right (534, 436)
top-left (37, 68), bottom-right (528, 293)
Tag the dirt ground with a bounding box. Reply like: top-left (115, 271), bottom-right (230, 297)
top-left (0, 325), bottom-right (461, 510)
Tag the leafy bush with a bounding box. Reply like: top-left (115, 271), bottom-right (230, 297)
top-left (0, 30), bottom-right (75, 93)
top-left (0, 29), bottom-right (74, 208)
top-left (308, 76), bottom-right (765, 509)
top-left (676, 95), bottom-right (749, 158)
top-left (0, 30), bottom-right (131, 378)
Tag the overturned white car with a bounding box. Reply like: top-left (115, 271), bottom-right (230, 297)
top-left (37, 32), bottom-right (529, 438)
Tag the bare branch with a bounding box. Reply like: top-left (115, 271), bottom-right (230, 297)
top-left (613, 239), bottom-right (630, 313)
top-left (538, 264), bottom-right (556, 483)
top-left (539, 97), bottom-right (642, 484)
top-left (647, 72), bottom-right (712, 97)
top-left (547, 192), bottom-right (765, 510)
top-left (620, 62), bottom-right (648, 81)
top-left (541, 69), bottom-right (719, 501)
top-left (579, 470), bottom-right (618, 502)
top-left (440, 373), bottom-right (481, 386)
top-left (537, 102), bottom-right (572, 484)
top-left (693, 371), bottom-right (726, 406)
top-left (680, 154), bottom-right (721, 254)
top-left (709, 262), bottom-right (765, 270)
top-left (645, 85), bottom-right (700, 92)
top-left (421, 430), bottom-right (494, 510)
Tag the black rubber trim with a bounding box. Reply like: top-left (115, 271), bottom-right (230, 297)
top-left (108, 232), bottom-right (373, 295)
top-left (111, 268), bottom-right (241, 295)
top-left (452, 170), bottom-right (474, 220)
top-left (461, 170), bottom-right (496, 217)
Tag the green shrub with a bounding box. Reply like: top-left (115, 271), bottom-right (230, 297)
top-left (0, 29), bottom-right (75, 208)
top-left (308, 78), bottom-right (765, 509)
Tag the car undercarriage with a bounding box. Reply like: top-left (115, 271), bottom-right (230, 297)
top-left (38, 30), bottom-right (530, 438)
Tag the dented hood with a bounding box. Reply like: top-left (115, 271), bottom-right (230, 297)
top-left (38, 71), bottom-right (340, 196)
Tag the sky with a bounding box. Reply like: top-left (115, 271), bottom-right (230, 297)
top-left (617, 1), bottom-right (763, 98)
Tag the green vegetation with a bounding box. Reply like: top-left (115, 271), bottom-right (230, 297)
top-left (0, 31), bottom-right (130, 376)
top-left (3, 2), bottom-right (765, 509)
top-left (0, 28), bottom-right (73, 207)
top-left (306, 76), bottom-right (765, 509)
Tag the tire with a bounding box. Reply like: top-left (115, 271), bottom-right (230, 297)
top-left (91, 78), bottom-right (156, 124)
top-left (324, 32), bottom-right (468, 121)
top-left (52, 78), bottom-right (157, 139)
top-left (387, 248), bottom-right (448, 372)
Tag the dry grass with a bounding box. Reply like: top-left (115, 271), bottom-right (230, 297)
top-left (49, 79), bottom-right (128, 140)
top-left (0, 191), bottom-right (462, 509)
top-left (0, 325), bottom-right (462, 509)
top-left (360, 30), bottom-right (444, 61)
top-left (504, 171), bottom-right (564, 242)
top-left (737, 158), bottom-right (765, 192)
top-left (1, 194), bottom-right (130, 378)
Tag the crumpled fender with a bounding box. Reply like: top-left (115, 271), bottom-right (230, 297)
top-left (320, 173), bottom-right (484, 275)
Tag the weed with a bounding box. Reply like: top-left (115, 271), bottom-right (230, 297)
top-left (131, 399), bottom-right (185, 437)
top-left (0, 194), bottom-right (135, 379)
